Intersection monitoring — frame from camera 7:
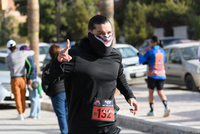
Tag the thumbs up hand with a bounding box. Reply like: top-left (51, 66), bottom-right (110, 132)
top-left (57, 39), bottom-right (72, 62)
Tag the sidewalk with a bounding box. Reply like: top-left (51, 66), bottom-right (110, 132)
top-left (41, 94), bottom-right (148, 134)
top-left (0, 101), bottom-right (147, 134)
top-left (41, 83), bottom-right (200, 134)
top-left (115, 84), bottom-right (200, 134)
top-left (0, 107), bottom-right (60, 134)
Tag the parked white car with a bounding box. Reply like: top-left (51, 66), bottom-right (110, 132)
top-left (115, 44), bottom-right (147, 84)
top-left (0, 48), bottom-right (9, 54)
top-left (0, 42), bottom-right (50, 73)
top-left (164, 42), bottom-right (200, 90)
top-left (0, 53), bottom-right (42, 105)
top-left (0, 53), bottom-right (30, 104)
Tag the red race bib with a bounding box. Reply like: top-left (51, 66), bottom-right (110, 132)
top-left (92, 99), bottom-right (115, 122)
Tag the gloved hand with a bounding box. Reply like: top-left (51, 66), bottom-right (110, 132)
top-left (137, 52), bottom-right (140, 56)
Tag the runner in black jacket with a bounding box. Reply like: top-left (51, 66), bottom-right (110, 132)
top-left (42, 15), bottom-right (139, 134)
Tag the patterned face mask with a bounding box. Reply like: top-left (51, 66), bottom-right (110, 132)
top-left (88, 32), bottom-right (113, 57)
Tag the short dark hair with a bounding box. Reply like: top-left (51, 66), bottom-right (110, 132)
top-left (9, 46), bottom-right (16, 52)
top-left (151, 36), bottom-right (164, 48)
top-left (49, 44), bottom-right (61, 59)
top-left (88, 15), bottom-right (111, 31)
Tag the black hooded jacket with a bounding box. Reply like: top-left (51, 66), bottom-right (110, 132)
top-left (42, 37), bottom-right (135, 133)
top-left (42, 59), bottom-right (65, 97)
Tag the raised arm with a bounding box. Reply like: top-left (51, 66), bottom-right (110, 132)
top-left (42, 39), bottom-right (72, 85)
top-left (23, 50), bottom-right (35, 57)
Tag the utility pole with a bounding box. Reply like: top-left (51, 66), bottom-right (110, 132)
top-left (27, 0), bottom-right (40, 74)
top-left (99, 0), bottom-right (116, 47)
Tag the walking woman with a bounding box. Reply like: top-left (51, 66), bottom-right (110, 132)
top-left (42, 44), bottom-right (68, 134)
top-left (138, 36), bottom-right (170, 117)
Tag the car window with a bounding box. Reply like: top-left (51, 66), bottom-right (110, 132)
top-left (0, 57), bottom-right (9, 71)
top-left (44, 53), bottom-right (51, 62)
top-left (181, 46), bottom-right (198, 61)
top-left (117, 47), bottom-right (137, 58)
top-left (168, 49), bottom-right (181, 64)
top-left (164, 49), bottom-right (170, 63)
top-left (163, 39), bottom-right (176, 46)
top-left (0, 50), bottom-right (8, 53)
top-left (142, 40), bottom-right (149, 47)
top-left (162, 38), bottom-right (185, 46)
top-left (168, 41), bottom-right (178, 45)
top-left (39, 46), bottom-right (49, 54)
top-left (58, 41), bottom-right (76, 50)
top-left (42, 53), bottom-right (51, 71)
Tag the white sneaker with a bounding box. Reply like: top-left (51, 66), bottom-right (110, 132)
top-left (23, 113), bottom-right (26, 118)
top-left (15, 114), bottom-right (24, 120)
top-left (164, 107), bottom-right (170, 117)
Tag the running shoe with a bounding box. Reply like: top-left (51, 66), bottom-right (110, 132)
top-left (147, 111), bottom-right (155, 116)
top-left (14, 114), bottom-right (24, 120)
top-left (164, 106), bottom-right (170, 117)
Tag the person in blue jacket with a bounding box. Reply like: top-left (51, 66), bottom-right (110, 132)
top-left (138, 36), bottom-right (170, 117)
top-left (20, 45), bottom-right (41, 119)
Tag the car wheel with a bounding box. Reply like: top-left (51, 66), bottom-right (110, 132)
top-left (185, 75), bottom-right (198, 91)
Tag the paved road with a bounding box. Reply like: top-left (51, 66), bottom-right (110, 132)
top-left (2, 79), bottom-right (200, 134)
top-left (115, 81), bottom-right (200, 134)
top-left (0, 105), bottom-right (148, 134)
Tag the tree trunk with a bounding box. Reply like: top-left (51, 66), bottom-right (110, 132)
top-left (27, 0), bottom-right (40, 74)
top-left (99, 0), bottom-right (120, 95)
top-left (99, 0), bottom-right (116, 47)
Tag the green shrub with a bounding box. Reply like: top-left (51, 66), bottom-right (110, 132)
top-left (123, 2), bottom-right (153, 47)
top-left (193, 16), bottom-right (200, 39)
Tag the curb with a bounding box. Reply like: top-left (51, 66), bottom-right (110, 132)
top-left (116, 114), bottom-right (200, 134)
top-left (41, 102), bottom-right (54, 112)
top-left (41, 101), bottom-right (200, 134)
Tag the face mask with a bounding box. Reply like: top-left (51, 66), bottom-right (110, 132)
top-left (88, 32), bottom-right (113, 57)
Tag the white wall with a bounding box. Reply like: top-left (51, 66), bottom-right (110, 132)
top-left (154, 28), bottom-right (164, 38)
top-left (172, 26), bottom-right (188, 38)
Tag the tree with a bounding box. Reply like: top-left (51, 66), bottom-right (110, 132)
top-left (0, 15), bottom-right (14, 46)
top-left (39, 0), bottom-right (59, 42)
top-left (99, 0), bottom-right (116, 46)
top-left (146, 0), bottom-right (191, 36)
top-left (114, 0), bottom-right (129, 30)
top-left (185, 0), bottom-right (200, 15)
top-left (18, 0), bottom-right (97, 42)
top-left (66, 0), bottom-right (98, 41)
top-left (27, 0), bottom-right (40, 73)
top-left (55, 0), bottom-right (62, 42)
top-left (193, 16), bottom-right (200, 39)
top-left (18, 0), bottom-right (68, 42)
top-left (123, 2), bottom-right (153, 47)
